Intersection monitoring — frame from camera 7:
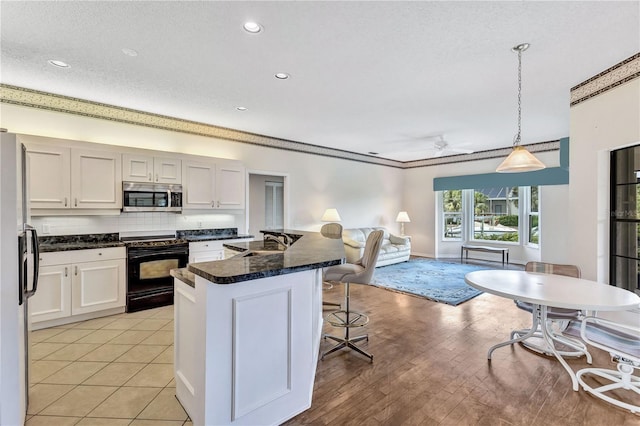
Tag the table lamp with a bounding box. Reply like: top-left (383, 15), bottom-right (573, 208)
top-left (396, 211), bottom-right (410, 236)
top-left (321, 208), bottom-right (342, 222)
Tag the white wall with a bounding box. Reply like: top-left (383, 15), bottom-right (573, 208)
top-left (402, 150), bottom-right (562, 263)
top-left (569, 78), bottom-right (640, 281)
top-left (0, 103), bottom-right (405, 233)
top-left (539, 184), bottom-right (570, 263)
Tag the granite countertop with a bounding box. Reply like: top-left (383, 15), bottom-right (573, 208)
top-left (39, 229), bottom-right (254, 252)
top-left (171, 267), bottom-right (196, 288)
top-left (177, 228), bottom-right (253, 242)
top-left (39, 233), bottom-right (125, 253)
top-left (183, 234), bottom-right (254, 242)
top-left (188, 229), bottom-right (345, 284)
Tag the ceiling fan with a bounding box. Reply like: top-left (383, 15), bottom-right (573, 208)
top-left (431, 137), bottom-right (474, 157)
top-left (378, 134), bottom-right (474, 160)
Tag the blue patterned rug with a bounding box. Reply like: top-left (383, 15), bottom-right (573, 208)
top-left (371, 258), bottom-right (491, 306)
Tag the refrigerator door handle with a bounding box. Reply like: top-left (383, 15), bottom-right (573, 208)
top-left (24, 224), bottom-right (39, 298)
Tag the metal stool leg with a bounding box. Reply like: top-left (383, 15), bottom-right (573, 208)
top-left (321, 282), bottom-right (373, 362)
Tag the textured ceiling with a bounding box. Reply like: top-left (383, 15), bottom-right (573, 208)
top-left (1, 1), bottom-right (638, 161)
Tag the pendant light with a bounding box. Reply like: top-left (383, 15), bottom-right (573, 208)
top-left (496, 43), bottom-right (546, 173)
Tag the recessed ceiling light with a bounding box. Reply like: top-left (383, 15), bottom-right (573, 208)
top-left (47, 59), bottom-right (69, 68)
top-left (275, 73), bottom-right (290, 80)
top-left (243, 22), bottom-right (262, 33)
top-left (236, 106), bottom-right (247, 111)
top-left (122, 48), bottom-right (138, 57)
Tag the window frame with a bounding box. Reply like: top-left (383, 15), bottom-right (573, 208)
top-left (439, 186), bottom-right (539, 248)
top-left (441, 189), bottom-right (463, 241)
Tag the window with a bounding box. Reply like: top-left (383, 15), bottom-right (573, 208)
top-left (442, 190), bottom-right (462, 240)
top-left (473, 187), bottom-right (519, 242)
top-left (440, 186), bottom-right (539, 246)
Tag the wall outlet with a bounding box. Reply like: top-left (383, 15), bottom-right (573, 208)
top-left (42, 223), bottom-right (51, 234)
top-left (197, 221), bottom-right (202, 228)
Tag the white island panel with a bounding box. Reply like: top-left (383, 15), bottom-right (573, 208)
top-left (176, 268), bottom-right (323, 426)
top-left (233, 287), bottom-right (292, 420)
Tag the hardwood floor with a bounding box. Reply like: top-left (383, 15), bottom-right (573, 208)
top-left (286, 268), bottom-right (640, 425)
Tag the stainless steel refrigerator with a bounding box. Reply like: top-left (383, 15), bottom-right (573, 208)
top-left (0, 131), bottom-right (39, 424)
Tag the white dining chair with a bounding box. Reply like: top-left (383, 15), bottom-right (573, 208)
top-left (574, 316), bottom-right (640, 413)
top-left (512, 262), bottom-right (590, 359)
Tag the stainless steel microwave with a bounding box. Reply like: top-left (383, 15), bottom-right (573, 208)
top-left (122, 182), bottom-right (182, 212)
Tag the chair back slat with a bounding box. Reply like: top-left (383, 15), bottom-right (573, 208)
top-left (525, 261), bottom-right (581, 278)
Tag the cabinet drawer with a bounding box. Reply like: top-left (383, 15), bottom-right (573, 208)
top-left (189, 240), bottom-right (224, 253)
top-left (40, 247), bottom-right (126, 266)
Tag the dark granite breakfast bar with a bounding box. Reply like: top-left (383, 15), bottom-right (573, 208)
top-left (186, 229), bottom-right (345, 284)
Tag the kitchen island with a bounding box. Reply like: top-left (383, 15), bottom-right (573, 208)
top-left (171, 230), bottom-right (344, 426)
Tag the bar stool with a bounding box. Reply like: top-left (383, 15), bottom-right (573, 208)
top-left (321, 229), bottom-right (383, 362)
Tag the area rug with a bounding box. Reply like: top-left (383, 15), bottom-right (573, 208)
top-left (371, 258), bottom-right (491, 306)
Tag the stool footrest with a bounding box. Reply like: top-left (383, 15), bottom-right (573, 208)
top-left (326, 310), bottom-right (369, 328)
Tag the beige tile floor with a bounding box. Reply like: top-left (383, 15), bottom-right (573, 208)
top-left (27, 305), bottom-right (192, 426)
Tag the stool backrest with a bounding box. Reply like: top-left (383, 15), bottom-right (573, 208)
top-left (321, 223), bottom-right (343, 239)
top-left (360, 230), bottom-right (384, 270)
top-left (525, 261), bottom-right (581, 278)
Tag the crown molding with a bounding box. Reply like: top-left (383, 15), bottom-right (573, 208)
top-left (1, 84), bottom-right (558, 169)
top-left (570, 52), bottom-right (640, 106)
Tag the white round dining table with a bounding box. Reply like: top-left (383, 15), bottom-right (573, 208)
top-left (465, 270), bottom-right (640, 391)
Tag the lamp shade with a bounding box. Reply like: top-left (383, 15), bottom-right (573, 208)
top-left (321, 208), bottom-right (341, 222)
top-left (396, 211), bottom-right (411, 223)
top-left (496, 146), bottom-right (546, 173)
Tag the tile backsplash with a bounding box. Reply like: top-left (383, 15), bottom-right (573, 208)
top-left (32, 212), bottom-right (243, 236)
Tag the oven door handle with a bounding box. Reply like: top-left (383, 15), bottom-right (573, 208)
top-left (128, 248), bottom-right (188, 261)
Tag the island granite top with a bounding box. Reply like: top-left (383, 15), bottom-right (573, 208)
top-left (187, 229), bottom-right (344, 284)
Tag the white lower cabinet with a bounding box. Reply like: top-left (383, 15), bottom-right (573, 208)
top-left (31, 265), bottom-right (72, 322)
top-left (188, 238), bottom-right (254, 263)
top-left (31, 247), bottom-right (126, 327)
top-left (72, 258), bottom-right (125, 315)
top-left (189, 241), bottom-right (224, 263)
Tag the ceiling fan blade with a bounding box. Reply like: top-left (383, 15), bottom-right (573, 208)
top-left (448, 148), bottom-right (474, 154)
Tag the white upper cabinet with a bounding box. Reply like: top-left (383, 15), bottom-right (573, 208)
top-left (182, 160), bottom-right (245, 210)
top-left (27, 144), bottom-right (72, 209)
top-left (71, 149), bottom-right (122, 209)
top-left (216, 163), bottom-right (245, 209)
top-left (123, 154), bottom-right (181, 184)
top-left (28, 144), bottom-right (122, 210)
top-left (182, 160), bottom-right (217, 209)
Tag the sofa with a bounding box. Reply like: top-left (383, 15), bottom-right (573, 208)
top-left (342, 227), bottom-right (411, 267)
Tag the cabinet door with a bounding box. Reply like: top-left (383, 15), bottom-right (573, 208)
top-left (27, 145), bottom-right (71, 209)
top-left (154, 157), bottom-right (182, 184)
top-left (71, 149), bottom-right (122, 209)
top-left (71, 259), bottom-right (125, 315)
top-left (216, 164), bottom-right (245, 209)
top-left (123, 153), bottom-right (154, 183)
top-left (182, 161), bottom-right (216, 209)
top-left (31, 264), bottom-right (71, 323)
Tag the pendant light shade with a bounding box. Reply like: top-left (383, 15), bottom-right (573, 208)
top-left (496, 146), bottom-right (546, 172)
top-left (496, 43), bottom-right (546, 173)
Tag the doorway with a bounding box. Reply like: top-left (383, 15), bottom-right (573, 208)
top-left (247, 172), bottom-right (288, 236)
